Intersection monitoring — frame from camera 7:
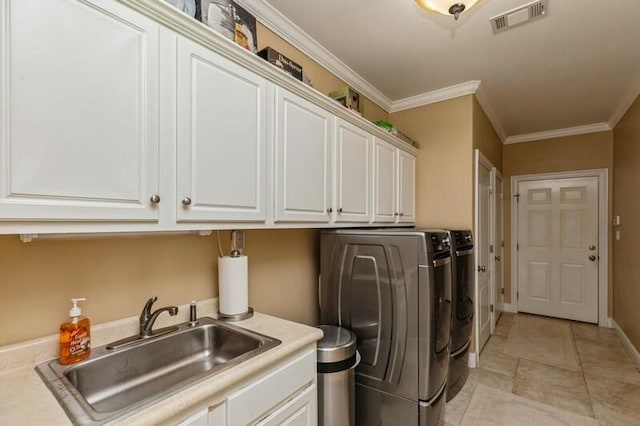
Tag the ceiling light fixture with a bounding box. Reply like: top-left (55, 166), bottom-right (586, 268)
top-left (415, 0), bottom-right (480, 20)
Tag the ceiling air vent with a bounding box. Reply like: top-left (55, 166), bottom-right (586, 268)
top-left (490, 0), bottom-right (548, 34)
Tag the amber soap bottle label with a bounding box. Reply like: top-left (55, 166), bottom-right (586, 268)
top-left (60, 318), bottom-right (91, 365)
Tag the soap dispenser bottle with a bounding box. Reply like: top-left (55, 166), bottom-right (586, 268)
top-left (59, 298), bottom-right (91, 365)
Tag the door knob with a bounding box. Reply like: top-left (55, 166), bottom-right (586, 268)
top-left (495, 256), bottom-right (501, 261)
top-left (478, 265), bottom-right (486, 272)
top-left (589, 255), bottom-right (596, 262)
top-left (589, 245), bottom-right (596, 251)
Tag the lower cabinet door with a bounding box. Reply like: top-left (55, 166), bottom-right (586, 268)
top-left (257, 384), bottom-right (317, 426)
top-left (226, 349), bottom-right (315, 425)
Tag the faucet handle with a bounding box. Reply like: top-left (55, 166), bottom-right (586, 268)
top-left (141, 297), bottom-right (158, 320)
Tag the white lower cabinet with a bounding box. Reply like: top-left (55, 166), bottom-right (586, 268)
top-left (179, 348), bottom-right (316, 426)
top-left (257, 384), bottom-right (316, 426)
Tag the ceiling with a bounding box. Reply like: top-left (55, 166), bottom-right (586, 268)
top-left (246, 0), bottom-right (640, 142)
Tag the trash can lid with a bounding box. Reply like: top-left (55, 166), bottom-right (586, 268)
top-left (316, 325), bottom-right (357, 363)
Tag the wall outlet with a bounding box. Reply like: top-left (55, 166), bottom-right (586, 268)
top-left (613, 215), bottom-right (621, 226)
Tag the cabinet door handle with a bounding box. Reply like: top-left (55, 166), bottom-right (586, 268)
top-left (338, 208), bottom-right (343, 214)
top-left (589, 255), bottom-right (596, 262)
top-left (478, 265), bottom-right (486, 272)
top-left (495, 256), bottom-right (501, 261)
top-left (149, 194), bottom-right (161, 204)
top-left (394, 212), bottom-right (399, 217)
top-left (399, 212), bottom-right (404, 217)
top-left (327, 207), bottom-right (333, 214)
top-left (182, 197), bottom-right (192, 206)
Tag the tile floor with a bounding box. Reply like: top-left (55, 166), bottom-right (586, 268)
top-left (444, 313), bottom-right (640, 425)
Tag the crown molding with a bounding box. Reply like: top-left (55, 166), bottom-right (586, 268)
top-left (608, 72), bottom-right (640, 129)
top-left (236, 0), bottom-right (393, 111)
top-left (474, 83), bottom-right (507, 142)
top-left (389, 80), bottom-right (481, 113)
top-left (504, 122), bottom-right (612, 144)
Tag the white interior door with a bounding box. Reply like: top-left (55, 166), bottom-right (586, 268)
top-left (516, 177), bottom-right (599, 323)
top-left (475, 151), bottom-right (493, 352)
top-left (492, 170), bottom-right (504, 329)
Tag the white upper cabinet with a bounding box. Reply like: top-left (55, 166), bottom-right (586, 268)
top-left (334, 119), bottom-right (372, 223)
top-left (398, 150), bottom-right (416, 223)
top-left (0, 0), bottom-right (160, 221)
top-left (372, 139), bottom-right (416, 224)
top-left (175, 36), bottom-right (267, 223)
top-left (274, 87), bottom-right (332, 223)
top-left (373, 139), bottom-right (398, 223)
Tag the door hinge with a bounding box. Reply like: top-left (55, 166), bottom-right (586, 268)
top-left (517, 291), bottom-right (519, 300)
top-left (514, 193), bottom-right (520, 203)
top-left (490, 304), bottom-right (494, 313)
top-left (501, 288), bottom-right (504, 295)
top-left (489, 244), bottom-right (494, 253)
top-left (517, 243), bottom-right (519, 251)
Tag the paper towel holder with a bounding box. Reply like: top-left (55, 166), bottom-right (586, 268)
top-left (218, 306), bottom-right (254, 322)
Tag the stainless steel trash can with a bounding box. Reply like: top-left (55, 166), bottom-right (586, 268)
top-left (317, 325), bottom-right (358, 426)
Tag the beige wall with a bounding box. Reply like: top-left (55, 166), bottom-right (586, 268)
top-left (390, 96), bottom-right (474, 229)
top-left (256, 24), bottom-right (388, 124)
top-left (0, 230), bottom-right (320, 346)
top-left (501, 132), bottom-right (614, 307)
top-left (472, 96), bottom-right (503, 171)
top-left (612, 96), bottom-right (640, 351)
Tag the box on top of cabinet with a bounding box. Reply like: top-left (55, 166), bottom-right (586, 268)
top-left (328, 86), bottom-right (361, 115)
top-left (201, 1), bottom-right (257, 52)
top-left (258, 47), bottom-right (303, 81)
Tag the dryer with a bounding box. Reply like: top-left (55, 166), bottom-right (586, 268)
top-left (445, 230), bottom-right (475, 401)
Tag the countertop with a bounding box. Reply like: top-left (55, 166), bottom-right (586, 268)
top-left (0, 299), bottom-right (323, 425)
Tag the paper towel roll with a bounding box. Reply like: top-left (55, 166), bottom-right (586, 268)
top-left (218, 255), bottom-right (249, 315)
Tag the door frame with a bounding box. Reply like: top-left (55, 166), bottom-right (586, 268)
top-left (510, 169), bottom-right (609, 327)
top-left (491, 167), bottom-right (504, 332)
top-left (474, 149), bottom-right (494, 363)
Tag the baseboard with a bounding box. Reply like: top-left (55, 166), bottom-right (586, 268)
top-left (503, 303), bottom-right (517, 313)
top-left (468, 351), bottom-right (477, 369)
top-left (612, 319), bottom-right (640, 371)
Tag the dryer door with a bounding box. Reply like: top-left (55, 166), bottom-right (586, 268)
top-left (326, 236), bottom-right (419, 401)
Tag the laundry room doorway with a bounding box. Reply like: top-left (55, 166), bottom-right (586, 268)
top-left (511, 170), bottom-right (609, 326)
top-left (474, 150), bottom-right (493, 353)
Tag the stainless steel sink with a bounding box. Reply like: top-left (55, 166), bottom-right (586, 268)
top-left (36, 317), bottom-right (280, 425)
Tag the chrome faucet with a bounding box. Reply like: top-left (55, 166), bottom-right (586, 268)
top-left (139, 297), bottom-right (179, 337)
top-left (107, 297), bottom-right (179, 350)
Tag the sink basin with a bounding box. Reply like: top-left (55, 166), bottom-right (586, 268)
top-left (36, 317), bottom-right (280, 425)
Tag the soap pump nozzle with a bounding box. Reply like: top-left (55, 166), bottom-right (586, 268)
top-left (69, 298), bottom-right (86, 317)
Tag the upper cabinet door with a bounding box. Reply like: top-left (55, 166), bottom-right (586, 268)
top-left (0, 0), bottom-right (160, 221)
top-left (175, 36), bottom-right (267, 223)
top-left (398, 150), bottom-right (416, 223)
top-left (335, 119), bottom-right (371, 223)
top-left (373, 139), bottom-right (398, 223)
top-left (274, 87), bottom-right (332, 223)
